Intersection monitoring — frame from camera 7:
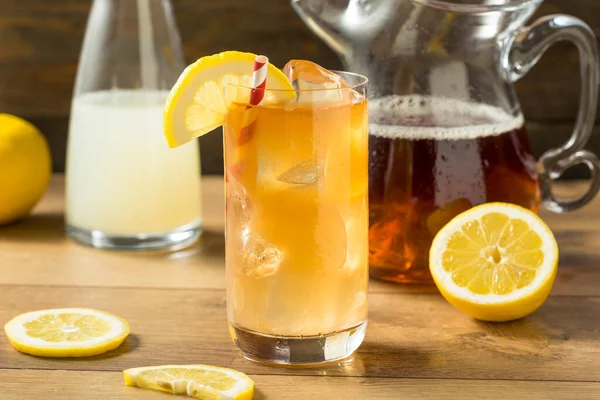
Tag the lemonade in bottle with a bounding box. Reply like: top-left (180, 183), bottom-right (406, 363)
top-left (67, 90), bottom-right (201, 239)
top-left (66, 0), bottom-right (201, 250)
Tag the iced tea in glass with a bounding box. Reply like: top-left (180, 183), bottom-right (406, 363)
top-left (224, 67), bottom-right (368, 365)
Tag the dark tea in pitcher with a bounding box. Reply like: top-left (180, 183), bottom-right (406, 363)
top-left (368, 96), bottom-right (540, 283)
top-left (293, 0), bottom-right (600, 286)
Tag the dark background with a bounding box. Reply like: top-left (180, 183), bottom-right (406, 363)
top-left (1, 0), bottom-right (599, 175)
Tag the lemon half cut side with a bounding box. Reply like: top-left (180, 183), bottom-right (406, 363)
top-left (429, 203), bottom-right (558, 322)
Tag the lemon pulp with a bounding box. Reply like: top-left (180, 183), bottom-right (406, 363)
top-left (430, 203), bottom-right (558, 322)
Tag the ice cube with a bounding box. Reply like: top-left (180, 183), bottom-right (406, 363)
top-left (242, 233), bottom-right (282, 278)
top-left (225, 181), bottom-right (253, 263)
top-left (353, 290), bottom-right (367, 308)
top-left (277, 159), bottom-right (324, 185)
top-left (226, 182), bottom-right (251, 230)
top-left (283, 60), bottom-right (349, 90)
top-left (282, 60), bottom-right (352, 103)
top-left (343, 197), bottom-right (368, 271)
top-left (344, 216), bottom-right (367, 271)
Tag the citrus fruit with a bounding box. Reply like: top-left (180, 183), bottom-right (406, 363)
top-left (164, 51), bottom-right (295, 148)
top-left (4, 308), bottom-right (130, 357)
top-left (124, 364), bottom-right (254, 400)
top-left (429, 202), bottom-right (558, 322)
top-left (0, 114), bottom-right (51, 225)
top-left (426, 197), bottom-right (473, 235)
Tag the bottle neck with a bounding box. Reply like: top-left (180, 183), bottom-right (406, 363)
top-left (75, 0), bottom-right (184, 95)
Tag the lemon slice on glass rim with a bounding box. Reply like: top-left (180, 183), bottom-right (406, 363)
top-left (429, 202), bottom-right (558, 322)
top-left (4, 308), bottom-right (130, 357)
top-left (164, 51), bottom-right (295, 148)
top-left (124, 364), bottom-right (254, 400)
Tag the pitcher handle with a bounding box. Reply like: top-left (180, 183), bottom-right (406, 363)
top-left (505, 14), bottom-right (600, 213)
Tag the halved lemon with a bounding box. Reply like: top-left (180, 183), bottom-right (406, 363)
top-left (4, 308), bottom-right (130, 357)
top-left (124, 365), bottom-right (254, 400)
top-left (164, 51), bottom-right (295, 147)
top-left (429, 203), bottom-right (558, 322)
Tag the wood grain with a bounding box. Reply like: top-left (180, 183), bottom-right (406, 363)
top-left (0, 0), bottom-right (599, 174)
top-left (1, 285), bottom-right (599, 382)
top-left (0, 0), bottom-right (597, 120)
top-left (2, 176), bottom-right (600, 296)
top-left (2, 370), bottom-right (599, 400)
top-left (1, 175), bottom-right (600, 397)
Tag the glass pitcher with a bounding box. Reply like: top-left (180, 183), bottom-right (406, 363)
top-left (66, 0), bottom-right (202, 250)
top-left (292, 0), bottom-right (600, 283)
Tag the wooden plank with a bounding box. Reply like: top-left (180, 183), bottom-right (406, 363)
top-left (0, 285), bottom-right (599, 382)
top-left (0, 176), bottom-right (226, 289)
top-left (0, 0), bottom-right (337, 117)
top-left (2, 176), bottom-right (600, 296)
top-left (1, 369), bottom-right (599, 400)
top-left (517, 1), bottom-right (600, 122)
top-left (0, 0), bottom-right (597, 122)
top-left (4, 177), bottom-right (600, 293)
top-left (527, 122), bottom-right (600, 180)
top-left (1, 0), bottom-right (600, 175)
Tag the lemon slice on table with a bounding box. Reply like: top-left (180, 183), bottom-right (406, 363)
top-left (429, 203), bottom-right (558, 322)
top-left (124, 365), bottom-right (254, 400)
top-left (164, 51), bottom-right (295, 148)
top-left (4, 308), bottom-right (130, 357)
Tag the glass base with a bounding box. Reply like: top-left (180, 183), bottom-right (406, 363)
top-left (66, 223), bottom-right (201, 251)
top-left (230, 321), bottom-right (367, 366)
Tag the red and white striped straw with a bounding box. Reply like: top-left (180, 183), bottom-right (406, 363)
top-left (249, 55), bottom-right (268, 106)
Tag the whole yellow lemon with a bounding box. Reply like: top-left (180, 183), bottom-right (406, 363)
top-left (0, 114), bottom-right (51, 225)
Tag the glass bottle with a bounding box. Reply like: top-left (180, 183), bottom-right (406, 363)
top-left (66, 0), bottom-right (202, 250)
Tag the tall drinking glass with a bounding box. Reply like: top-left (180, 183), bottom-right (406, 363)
top-left (224, 72), bottom-right (369, 365)
top-left (66, 0), bottom-right (202, 250)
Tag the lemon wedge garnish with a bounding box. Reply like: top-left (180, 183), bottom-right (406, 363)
top-left (124, 364), bottom-right (254, 400)
top-left (4, 308), bottom-right (130, 357)
top-left (164, 51), bottom-right (295, 148)
top-left (429, 203), bottom-right (558, 322)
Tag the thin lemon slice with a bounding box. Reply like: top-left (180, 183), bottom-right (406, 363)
top-left (4, 308), bottom-right (130, 357)
top-left (164, 51), bottom-right (295, 148)
top-left (429, 203), bottom-right (558, 321)
top-left (124, 365), bottom-right (254, 400)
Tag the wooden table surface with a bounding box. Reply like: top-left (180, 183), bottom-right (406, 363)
top-left (1, 176), bottom-right (600, 399)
